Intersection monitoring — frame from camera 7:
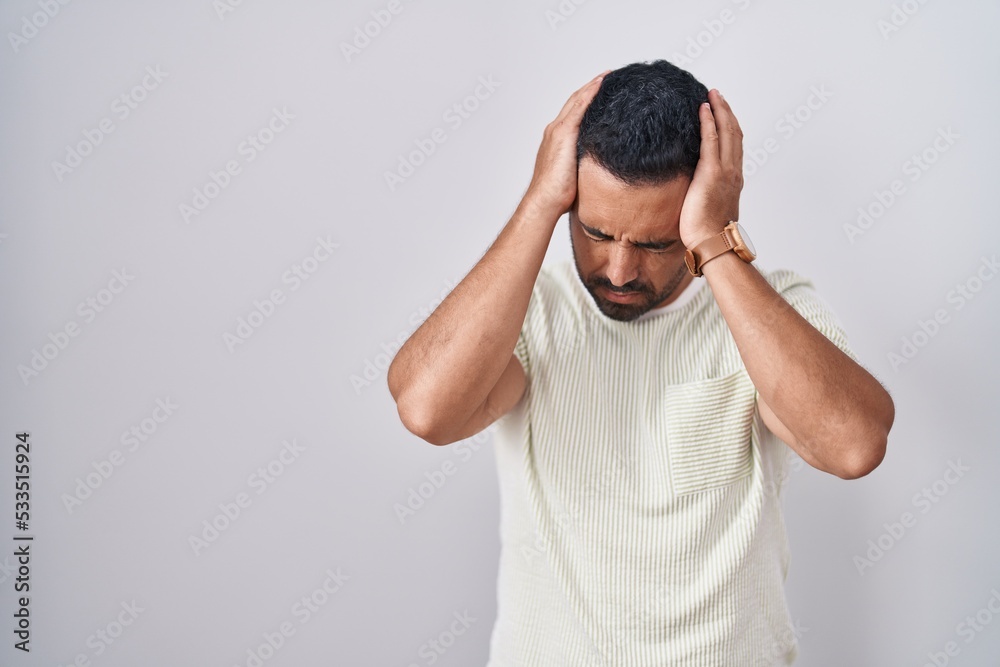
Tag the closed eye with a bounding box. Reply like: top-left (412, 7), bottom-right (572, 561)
top-left (579, 219), bottom-right (678, 253)
top-left (585, 231), bottom-right (677, 254)
top-left (636, 242), bottom-right (679, 254)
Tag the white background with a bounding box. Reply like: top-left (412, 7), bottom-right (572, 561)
top-left (1, 0), bottom-right (998, 665)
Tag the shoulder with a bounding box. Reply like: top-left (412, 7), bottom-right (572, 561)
top-left (525, 260), bottom-right (584, 316)
top-left (517, 260), bottom-right (590, 360)
top-left (756, 264), bottom-right (859, 361)
top-left (536, 259), bottom-right (578, 294)
top-left (756, 265), bottom-right (817, 295)
top-left (755, 264), bottom-right (842, 315)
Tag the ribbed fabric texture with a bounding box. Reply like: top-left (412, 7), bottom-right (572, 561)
top-left (486, 259), bottom-right (857, 667)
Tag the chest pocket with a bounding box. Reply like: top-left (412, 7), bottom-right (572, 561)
top-left (661, 370), bottom-right (757, 495)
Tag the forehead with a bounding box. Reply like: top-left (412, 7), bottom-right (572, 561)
top-left (575, 156), bottom-right (690, 235)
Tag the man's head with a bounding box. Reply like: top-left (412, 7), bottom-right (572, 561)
top-left (571, 60), bottom-right (709, 322)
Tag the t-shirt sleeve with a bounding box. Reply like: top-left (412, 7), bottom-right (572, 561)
top-left (513, 326), bottom-right (530, 373)
top-left (769, 268), bottom-right (860, 364)
top-left (512, 286), bottom-right (536, 376)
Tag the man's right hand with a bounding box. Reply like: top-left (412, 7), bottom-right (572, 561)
top-left (523, 70), bottom-right (610, 220)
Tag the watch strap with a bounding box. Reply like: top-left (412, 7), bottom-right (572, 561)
top-left (685, 226), bottom-right (736, 277)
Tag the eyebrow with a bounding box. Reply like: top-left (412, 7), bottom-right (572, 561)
top-left (576, 215), bottom-right (679, 250)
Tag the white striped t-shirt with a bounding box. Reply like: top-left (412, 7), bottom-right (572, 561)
top-left (486, 258), bottom-right (856, 667)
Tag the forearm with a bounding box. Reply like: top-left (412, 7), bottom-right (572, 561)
top-left (387, 195), bottom-right (556, 437)
top-left (701, 252), bottom-right (894, 474)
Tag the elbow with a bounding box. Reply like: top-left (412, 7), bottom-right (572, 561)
top-left (394, 392), bottom-right (457, 447)
top-left (387, 360), bottom-right (434, 443)
top-left (388, 363), bottom-right (462, 446)
top-left (835, 434), bottom-right (887, 480)
top-left (834, 390), bottom-right (895, 480)
top-left (835, 416), bottom-right (893, 480)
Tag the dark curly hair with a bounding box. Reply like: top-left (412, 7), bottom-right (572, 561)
top-left (577, 59), bottom-right (709, 185)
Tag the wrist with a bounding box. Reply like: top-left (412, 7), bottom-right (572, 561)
top-left (683, 223), bottom-right (728, 250)
top-left (698, 249), bottom-right (743, 277)
top-left (518, 191), bottom-right (565, 227)
top-left (683, 220), bottom-right (756, 277)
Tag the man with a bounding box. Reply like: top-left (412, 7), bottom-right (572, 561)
top-left (387, 60), bottom-right (894, 666)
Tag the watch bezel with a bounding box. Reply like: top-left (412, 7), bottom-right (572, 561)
top-left (729, 222), bottom-right (756, 263)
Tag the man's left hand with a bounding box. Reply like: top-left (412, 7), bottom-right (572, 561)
top-left (678, 88), bottom-right (744, 249)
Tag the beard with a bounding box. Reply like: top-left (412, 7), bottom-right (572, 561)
top-left (571, 247), bottom-right (690, 322)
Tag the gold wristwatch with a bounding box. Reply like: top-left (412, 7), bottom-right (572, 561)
top-left (684, 221), bottom-right (756, 277)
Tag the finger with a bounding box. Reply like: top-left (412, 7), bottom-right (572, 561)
top-left (553, 70), bottom-right (610, 126)
top-left (708, 89), bottom-right (743, 171)
top-left (697, 99), bottom-right (720, 169)
top-left (552, 71), bottom-right (607, 124)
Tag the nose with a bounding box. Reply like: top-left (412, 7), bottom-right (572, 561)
top-left (605, 242), bottom-right (640, 288)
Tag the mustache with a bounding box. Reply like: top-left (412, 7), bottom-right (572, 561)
top-left (592, 279), bottom-right (647, 294)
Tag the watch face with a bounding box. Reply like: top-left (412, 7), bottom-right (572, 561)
top-left (736, 223), bottom-right (756, 257)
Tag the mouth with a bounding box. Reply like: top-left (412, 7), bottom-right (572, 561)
top-left (602, 286), bottom-right (642, 303)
